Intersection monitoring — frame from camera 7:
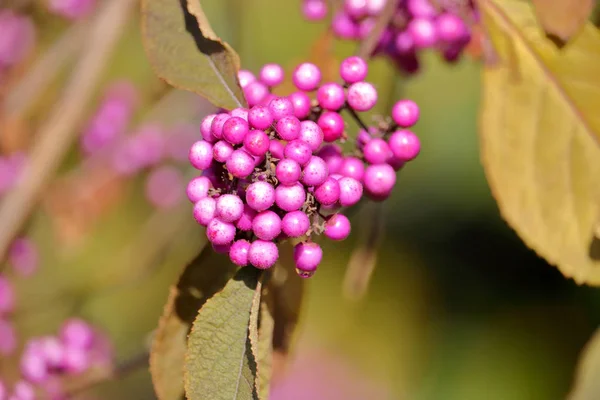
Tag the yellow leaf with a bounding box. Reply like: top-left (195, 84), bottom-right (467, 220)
top-left (478, 0), bottom-right (600, 284)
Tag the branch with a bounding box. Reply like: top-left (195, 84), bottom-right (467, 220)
top-left (0, 0), bottom-right (137, 262)
top-left (354, 0), bottom-right (401, 60)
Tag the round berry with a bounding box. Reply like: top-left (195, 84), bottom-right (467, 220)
top-left (284, 140), bottom-right (312, 166)
top-left (206, 218), bottom-right (236, 245)
top-left (226, 149), bottom-right (255, 178)
top-left (213, 140), bottom-right (234, 163)
top-left (268, 97), bottom-right (295, 121)
top-left (210, 113), bottom-right (230, 140)
top-left (246, 181), bottom-right (276, 211)
top-left (314, 177), bottom-right (340, 206)
top-left (252, 211), bottom-right (282, 241)
top-left (407, 0), bottom-right (437, 18)
top-left (276, 158), bottom-right (302, 185)
top-left (236, 204), bottom-right (257, 231)
top-left (388, 130), bottom-right (421, 161)
top-left (344, 0), bottom-right (368, 18)
top-left (244, 81), bottom-right (270, 106)
top-left (275, 183), bottom-right (306, 211)
top-left (243, 129), bottom-right (270, 157)
top-left (248, 240), bottom-right (279, 269)
top-left (302, 0), bottom-right (328, 21)
top-left (145, 166), bottom-right (184, 209)
top-left (298, 120), bottom-right (324, 151)
top-left (238, 70), bottom-right (256, 88)
top-left (288, 91), bottom-right (312, 119)
top-left (338, 176), bottom-right (363, 207)
top-left (332, 11), bottom-right (359, 39)
top-left (339, 56), bottom-right (368, 83)
top-left (229, 240), bottom-right (250, 267)
top-left (269, 140), bottom-right (285, 160)
top-left (222, 116), bottom-right (249, 145)
top-left (293, 63), bottom-right (322, 91)
top-left (395, 31), bottom-right (415, 54)
top-left (392, 99), bottom-right (420, 127)
top-left (317, 111), bottom-right (345, 142)
top-left (186, 176), bottom-right (212, 203)
top-left (363, 138), bottom-right (391, 165)
top-left (339, 156), bottom-right (365, 181)
top-left (193, 197), bottom-right (216, 226)
top-left (248, 105), bottom-right (274, 130)
top-left (301, 156), bottom-right (329, 187)
top-left (408, 17), bottom-right (437, 49)
top-left (259, 63), bottom-right (284, 87)
top-left (357, 129), bottom-right (372, 148)
top-left (317, 83), bottom-right (345, 111)
top-left (347, 82), bottom-right (378, 112)
top-left (189, 140), bottom-right (213, 170)
top-left (294, 242), bottom-right (322, 277)
top-left (276, 116), bottom-right (301, 141)
top-left (200, 114), bottom-right (217, 143)
top-left (363, 163), bottom-right (396, 200)
top-left (230, 107), bottom-right (249, 121)
top-left (317, 144), bottom-right (344, 174)
top-left (324, 214), bottom-right (351, 241)
top-left (215, 194), bottom-right (244, 222)
top-left (281, 211), bottom-right (310, 238)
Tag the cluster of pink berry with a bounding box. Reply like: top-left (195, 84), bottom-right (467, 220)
top-left (0, 318), bottom-right (113, 400)
top-left (187, 56), bottom-right (420, 277)
top-left (47, 0), bottom-right (97, 20)
top-left (0, 10), bottom-right (36, 73)
top-left (301, 0), bottom-right (475, 74)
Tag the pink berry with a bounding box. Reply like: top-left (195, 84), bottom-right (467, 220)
top-left (366, 0), bottom-right (386, 15)
top-left (276, 116), bottom-right (301, 141)
top-left (316, 83), bottom-right (345, 111)
top-left (332, 11), bottom-right (359, 39)
top-left (288, 91), bottom-right (312, 119)
top-left (0, 319), bottom-right (16, 355)
top-left (212, 140), bottom-right (234, 163)
top-left (363, 138), bottom-right (391, 165)
top-left (212, 243), bottom-right (232, 254)
top-left (248, 240), bottom-right (279, 269)
top-left (243, 129), bottom-right (270, 157)
top-left (238, 70), bottom-right (256, 88)
top-left (314, 177), bottom-right (341, 206)
top-left (363, 163), bottom-right (396, 200)
top-left (269, 140), bottom-right (285, 160)
top-left (268, 97), bottom-right (295, 121)
top-left (230, 107), bottom-right (249, 121)
top-left (317, 145), bottom-right (344, 174)
top-left (339, 56), bottom-right (368, 83)
top-left (293, 63), bottom-right (322, 91)
top-left (324, 214), bottom-right (351, 241)
top-left (408, 17), bottom-right (437, 49)
top-left (388, 130), bottom-right (421, 161)
top-left (339, 157), bottom-right (365, 181)
top-left (210, 113), bottom-right (230, 140)
top-left (189, 140), bottom-right (213, 170)
top-left (13, 381), bottom-right (35, 400)
top-left (347, 82), bottom-right (378, 112)
top-left (298, 121), bottom-right (324, 151)
top-left (301, 156), bottom-right (329, 187)
top-left (284, 140), bottom-right (312, 166)
top-left (229, 240), bottom-right (251, 266)
top-left (145, 166), bottom-right (184, 209)
top-left (0, 277), bottom-right (14, 314)
top-left (60, 318), bottom-right (94, 349)
top-left (215, 194), bottom-right (244, 222)
top-left (276, 158), bottom-right (302, 186)
top-left (344, 0), bottom-right (368, 18)
top-left (248, 105), bottom-right (274, 130)
top-left (317, 111), bottom-right (345, 142)
top-left (259, 63), bottom-right (284, 87)
top-left (294, 242), bottom-right (322, 277)
top-left (236, 204), bottom-right (257, 231)
top-left (226, 149), bottom-right (255, 178)
top-left (302, 0), bottom-right (328, 21)
top-left (206, 218), bottom-right (236, 245)
top-left (222, 116), bottom-right (249, 145)
top-left (244, 81), bottom-right (270, 106)
top-left (252, 211), bottom-right (282, 241)
top-left (387, 156), bottom-right (406, 171)
top-left (391, 99), bottom-right (420, 127)
top-left (281, 211), bottom-right (310, 238)
top-left (193, 197), bottom-right (216, 226)
top-left (338, 176), bottom-right (363, 207)
top-left (436, 13), bottom-right (469, 43)
top-left (275, 183), bottom-right (306, 211)
top-left (246, 181), bottom-right (276, 211)
top-left (395, 31), bottom-right (415, 54)
top-left (8, 237), bottom-right (37, 277)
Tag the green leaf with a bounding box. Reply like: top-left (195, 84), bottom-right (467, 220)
top-left (141, 0), bottom-right (246, 110)
top-left (184, 267), bottom-right (262, 400)
top-left (150, 246), bottom-right (236, 400)
top-left (478, 0), bottom-right (600, 284)
top-left (531, 0), bottom-right (594, 44)
top-left (568, 327), bottom-right (600, 399)
top-left (254, 299), bottom-right (274, 400)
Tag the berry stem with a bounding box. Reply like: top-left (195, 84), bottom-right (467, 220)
top-left (344, 104), bottom-right (370, 132)
top-left (354, 0), bottom-right (401, 60)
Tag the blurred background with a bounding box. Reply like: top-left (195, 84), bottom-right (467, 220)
top-left (1, 0), bottom-right (600, 399)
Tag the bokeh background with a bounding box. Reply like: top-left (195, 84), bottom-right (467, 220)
top-left (3, 0), bottom-right (600, 399)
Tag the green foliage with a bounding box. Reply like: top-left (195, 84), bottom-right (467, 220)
top-left (478, 0), bottom-right (600, 285)
top-left (140, 0), bottom-right (246, 110)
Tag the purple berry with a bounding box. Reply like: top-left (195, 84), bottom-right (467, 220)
top-left (230, 107), bottom-right (249, 121)
top-left (212, 243), bottom-right (232, 254)
top-left (193, 197), bottom-right (216, 226)
top-left (298, 120), bottom-right (324, 151)
top-left (281, 211), bottom-right (310, 238)
top-left (316, 83), bottom-right (345, 111)
top-left (293, 63), bottom-right (322, 91)
top-left (276, 158), bottom-right (302, 186)
top-left (268, 97), bottom-right (295, 121)
top-left (246, 181), bottom-right (276, 211)
top-left (210, 113), bottom-right (230, 140)
top-left (408, 17), bottom-right (437, 49)
top-left (284, 140), bottom-right (312, 166)
top-left (189, 140), bottom-right (213, 170)
top-left (301, 156), bottom-right (329, 187)
top-left (338, 176), bottom-right (363, 207)
top-left (363, 138), bottom-right (391, 164)
top-left (347, 82), bottom-right (378, 112)
top-left (331, 11), bottom-right (359, 39)
top-left (275, 183), bottom-right (306, 211)
top-left (294, 242), bottom-right (323, 277)
top-left (288, 91), bottom-right (312, 119)
top-left (363, 163), bottom-right (396, 200)
top-left (276, 116), bottom-right (301, 141)
top-left (317, 144), bottom-right (344, 175)
top-left (236, 204), bottom-right (257, 231)
top-left (407, 0), bottom-right (437, 18)
top-left (366, 0), bottom-right (386, 15)
top-left (8, 237), bottom-right (38, 277)
top-left (248, 240), bottom-right (279, 269)
top-left (248, 105), bottom-right (274, 130)
top-left (244, 81), bottom-right (270, 106)
top-left (229, 240), bottom-right (251, 266)
top-left (206, 218), bottom-right (236, 245)
top-left (259, 63), bottom-right (284, 87)
top-left (60, 318), bottom-right (94, 349)
top-left (243, 129), bottom-right (270, 157)
top-left (200, 114), bottom-right (217, 143)
top-left (324, 214), bottom-right (351, 241)
top-left (436, 13), bottom-right (469, 44)
top-left (303, 0), bottom-right (328, 21)
top-left (252, 211), bottom-right (282, 241)
top-left (226, 149), bottom-right (255, 178)
top-left (314, 177), bottom-right (341, 206)
top-left (318, 111), bottom-right (345, 142)
top-left (388, 130), bottom-right (421, 161)
top-left (215, 194), bottom-right (244, 222)
top-left (238, 70), bottom-right (256, 88)
top-left (212, 140), bottom-right (234, 163)
top-left (222, 116), bottom-right (249, 145)
top-left (395, 31), bottom-right (415, 54)
top-left (392, 99), bottom-right (420, 127)
top-left (0, 277), bottom-right (14, 314)
top-left (269, 140), bottom-right (285, 160)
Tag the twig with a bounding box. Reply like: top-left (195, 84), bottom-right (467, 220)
top-left (344, 103), bottom-right (370, 131)
top-left (354, 0), bottom-right (401, 59)
top-left (0, 0), bottom-right (137, 263)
